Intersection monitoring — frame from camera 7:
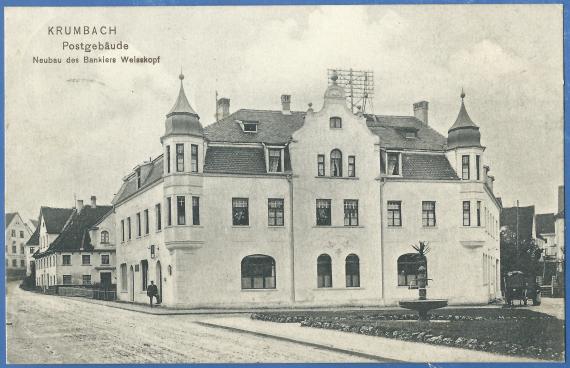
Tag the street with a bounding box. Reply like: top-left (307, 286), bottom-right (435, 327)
top-left (5, 282), bottom-right (376, 364)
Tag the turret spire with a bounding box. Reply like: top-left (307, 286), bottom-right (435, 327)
top-left (167, 72), bottom-right (198, 118)
top-left (446, 89), bottom-right (481, 149)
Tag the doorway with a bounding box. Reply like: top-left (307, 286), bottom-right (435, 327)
top-left (155, 261), bottom-right (162, 303)
top-left (100, 272), bottom-right (112, 289)
top-left (129, 265), bottom-right (135, 302)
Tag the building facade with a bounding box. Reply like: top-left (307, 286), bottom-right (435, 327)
top-left (113, 73), bottom-right (501, 308)
top-left (33, 198), bottom-right (115, 289)
top-left (5, 212), bottom-right (33, 278)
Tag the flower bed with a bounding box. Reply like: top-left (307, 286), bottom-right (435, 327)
top-left (251, 308), bottom-right (564, 361)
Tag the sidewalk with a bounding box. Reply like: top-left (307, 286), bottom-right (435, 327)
top-left (200, 316), bottom-right (541, 363)
top-left (60, 295), bottom-right (503, 316)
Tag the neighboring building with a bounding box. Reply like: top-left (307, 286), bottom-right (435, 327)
top-left (33, 197), bottom-right (114, 288)
top-left (25, 225), bottom-right (39, 277)
top-left (5, 212), bottom-right (33, 278)
top-left (501, 205), bottom-right (536, 241)
top-left (112, 73), bottom-right (501, 308)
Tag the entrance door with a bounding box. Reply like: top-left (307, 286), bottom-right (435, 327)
top-left (129, 266), bottom-right (135, 302)
top-left (155, 261), bottom-right (162, 303)
top-left (100, 272), bottom-right (112, 289)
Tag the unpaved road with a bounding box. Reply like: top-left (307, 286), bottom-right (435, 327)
top-left (6, 282), bottom-right (377, 364)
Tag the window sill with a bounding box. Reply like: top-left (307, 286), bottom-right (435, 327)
top-left (81, 264), bottom-right (91, 266)
top-left (312, 225), bottom-right (365, 229)
top-left (232, 225), bottom-right (251, 228)
top-left (313, 287), bottom-right (365, 291)
top-left (315, 176), bottom-right (359, 180)
top-left (62, 264), bottom-right (72, 267)
top-left (421, 226), bottom-right (438, 230)
top-left (268, 225), bottom-right (285, 229)
top-left (386, 226), bottom-right (403, 229)
top-left (241, 288), bottom-right (278, 292)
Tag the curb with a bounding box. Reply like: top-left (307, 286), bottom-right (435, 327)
top-left (196, 321), bottom-right (401, 363)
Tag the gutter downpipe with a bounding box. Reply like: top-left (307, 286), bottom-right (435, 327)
top-left (380, 176), bottom-right (386, 305)
top-left (287, 173), bottom-right (296, 305)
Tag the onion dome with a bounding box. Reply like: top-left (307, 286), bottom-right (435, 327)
top-left (447, 90), bottom-right (481, 149)
top-left (164, 73), bottom-right (203, 138)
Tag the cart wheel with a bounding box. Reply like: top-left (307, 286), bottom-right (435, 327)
top-left (533, 293), bottom-right (541, 306)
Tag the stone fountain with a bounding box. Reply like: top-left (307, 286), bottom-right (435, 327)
top-left (398, 265), bottom-right (448, 321)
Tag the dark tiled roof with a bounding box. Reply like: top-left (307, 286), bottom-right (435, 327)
top-left (112, 158), bottom-right (164, 205)
top-left (401, 153), bottom-right (459, 180)
top-left (5, 213), bottom-right (16, 227)
top-left (29, 219), bottom-right (38, 228)
top-left (536, 213), bottom-right (555, 236)
top-left (40, 205), bottom-right (113, 255)
top-left (204, 109), bottom-right (448, 151)
top-left (366, 115), bottom-right (447, 151)
top-left (500, 206), bottom-right (535, 241)
top-left (26, 226), bottom-right (40, 246)
top-left (203, 146), bottom-right (268, 175)
top-left (205, 110), bottom-right (305, 144)
top-left (41, 207), bottom-right (73, 234)
top-left (449, 100), bottom-right (479, 132)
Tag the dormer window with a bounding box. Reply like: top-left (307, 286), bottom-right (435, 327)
top-left (241, 121), bottom-right (258, 133)
top-left (381, 151), bottom-right (401, 176)
top-left (330, 117), bottom-right (342, 129)
top-left (268, 149), bottom-right (282, 172)
top-left (136, 168), bottom-right (141, 189)
top-left (404, 131), bottom-right (417, 139)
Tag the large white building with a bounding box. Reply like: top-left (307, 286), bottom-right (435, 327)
top-left (113, 73), bottom-right (502, 308)
top-left (5, 212), bottom-right (33, 278)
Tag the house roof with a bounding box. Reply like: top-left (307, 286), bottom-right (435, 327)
top-left (5, 213), bottom-right (17, 227)
top-left (26, 226), bottom-right (40, 246)
top-left (36, 205), bottom-right (113, 257)
top-left (41, 207), bottom-right (74, 234)
top-left (400, 153), bottom-right (459, 180)
top-left (204, 109), bottom-right (448, 151)
top-left (203, 146), bottom-right (269, 175)
top-left (536, 213), bottom-right (555, 236)
top-left (113, 157), bottom-right (164, 205)
top-left (500, 206), bottom-right (535, 241)
top-left (29, 219), bottom-right (38, 229)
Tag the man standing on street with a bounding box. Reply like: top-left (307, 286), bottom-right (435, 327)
top-left (147, 281), bottom-right (159, 308)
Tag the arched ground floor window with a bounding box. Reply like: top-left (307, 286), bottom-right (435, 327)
top-left (317, 254), bottom-right (332, 288)
top-left (241, 255), bottom-right (276, 289)
top-left (397, 253), bottom-right (427, 286)
top-left (345, 254), bottom-right (360, 287)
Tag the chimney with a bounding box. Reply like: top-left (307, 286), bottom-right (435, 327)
top-left (486, 175), bottom-right (495, 193)
top-left (216, 98), bottom-right (230, 120)
top-left (558, 185), bottom-right (564, 214)
top-left (281, 94), bottom-right (291, 115)
top-left (76, 199), bottom-right (84, 212)
top-left (90, 195), bottom-right (97, 208)
top-left (413, 101), bottom-right (429, 124)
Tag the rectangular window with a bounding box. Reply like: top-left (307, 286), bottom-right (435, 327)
top-left (30, 247), bottom-right (34, 253)
top-left (19, 231), bottom-right (24, 238)
top-left (462, 155), bottom-right (470, 180)
top-left (156, 204), bottom-right (162, 231)
top-left (82, 255), bottom-right (91, 265)
top-left (20, 245), bottom-right (24, 254)
top-left (344, 200), bottom-right (359, 226)
top-left (12, 245), bottom-right (16, 253)
top-left (477, 201), bottom-right (481, 226)
top-left (82, 275), bottom-right (91, 285)
top-left (463, 201), bottom-right (471, 226)
top-left (387, 152), bottom-right (400, 175)
top-left (121, 220), bottom-right (125, 242)
top-left (11, 229), bottom-right (16, 237)
top-left (20, 260), bottom-right (25, 267)
top-left (120, 264), bottom-right (127, 291)
top-left (166, 145), bottom-right (171, 173)
top-left (136, 169), bottom-right (141, 189)
top-left (176, 143), bottom-right (184, 172)
top-left (167, 198), bottom-right (172, 226)
top-left (144, 209), bottom-right (149, 234)
top-left (192, 196), bottom-right (200, 225)
top-left (136, 212), bottom-right (141, 237)
top-left (127, 217), bottom-right (132, 240)
top-left (422, 201), bottom-right (436, 227)
top-left (268, 149), bottom-right (282, 172)
top-left (63, 275), bottom-right (72, 285)
top-left (387, 201), bottom-right (402, 227)
top-left (317, 154), bottom-right (325, 176)
top-left (177, 196), bottom-right (186, 225)
top-left (101, 254), bottom-right (110, 265)
top-left (316, 199), bottom-right (332, 226)
top-left (348, 156), bottom-right (356, 177)
top-left (232, 198), bottom-right (249, 226)
top-left (141, 260), bottom-right (148, 291)
top-left (476, 155), bottom-right (481, 180)
top-left (268, 198), bottom-right (284, 226)
top-left (12, 259), bottom-right (17, 267)
top-left (191, 144), bottom-right (198, 173)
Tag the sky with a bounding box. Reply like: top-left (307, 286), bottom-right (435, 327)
top-left (4, 5), bottom-right (564, 221)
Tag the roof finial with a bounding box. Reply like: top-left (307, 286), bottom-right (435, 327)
top-left (460, 88), bottom-right (465, 100)
top-left (179, 66), bottom-right (184, 82)
top-left (331, 70), bottom-right (338, 84)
